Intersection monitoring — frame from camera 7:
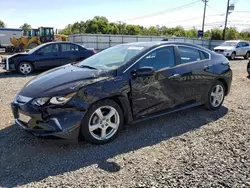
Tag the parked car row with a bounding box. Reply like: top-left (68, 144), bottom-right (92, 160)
top-left (1, 41), bottom-right (96, 75)
top-left (11, 41), bottom-right (233, 144)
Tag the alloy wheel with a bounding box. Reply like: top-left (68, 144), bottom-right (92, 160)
top-left (88, 106), bottom-right (120, 141)
top-left (210, 85), bottom-right (224, 108)
top-left (20, 63), bottom-right (32, 74)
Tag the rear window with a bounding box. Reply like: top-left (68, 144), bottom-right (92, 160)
top-left (199, 51), bottom-right (209, 60)
top-left (178, 46), bottom-right (201, 64)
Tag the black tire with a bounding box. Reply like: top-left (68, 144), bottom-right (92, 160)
top-left (80, 99), bottom-right (124, 145)
top-left (230, 52), bottom-right (236, 60)
top-left (18, 62), bottom-right (34, 75)
top-left (205, 80), bottom-right (225, 111)
top-left (247, 62), bottom-right (250, 76)
top-left (244, 51), bottom-right (250, 60)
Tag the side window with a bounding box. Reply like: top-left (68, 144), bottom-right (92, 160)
top-left (138, 46), bottom-right (175, 70)
top-left (243, 42), bottom-right (249, 47)
top-left (199, 50), bottom-right (209, 60)
top-left (178, 46), bottom-right (201, 64)
top-left (61, 44), bottom-right (71, 52)
top-left (39, 44), bottom-right (59, 54)
top-left (237, 42), bottom-right (243, 47)
top-left (61, 44), bottom-right (78, 52)
top-left (75, 45), bottom-right (79, 51)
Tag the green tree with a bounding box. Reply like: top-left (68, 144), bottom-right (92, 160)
top-left (185, 27), bottom-right (198, 38)
top-left (0, 20), bottom-right (6, 28)
top-left (225, 27), bottom-right (237, 40)
top-left (125, 25), bottom-right (141, 35)
top-left (19, 23), bottom-right (32, 36)
top-left (210, 29), bottom-right (222, 40)
top-left (147, 26), bottom-right (160, 36)
top-left (59, 16), bottom-right (250, 41)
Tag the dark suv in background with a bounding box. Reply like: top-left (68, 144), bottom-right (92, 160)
top-left (1, 42), bottom-right (96, 75)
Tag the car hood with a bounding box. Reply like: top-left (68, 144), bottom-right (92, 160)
top-left (19, 64), bottom-right (111, 97)
top-left (8, 52), bottom-right (28, 59)
top-left (214, 46), bottom-right (235, 51)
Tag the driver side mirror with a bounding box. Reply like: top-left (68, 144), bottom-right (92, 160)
top-left (236, 45), bottom-right (240, 48)
top-left (132, 66), bottom-right (154, 77)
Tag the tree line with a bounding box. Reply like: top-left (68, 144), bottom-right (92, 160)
top-left (1, 16), bottom-right (250, 41)
top-left (59, 16), bottom-right (250, 41)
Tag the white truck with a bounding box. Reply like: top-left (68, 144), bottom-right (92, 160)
top-left (0, 28), bottom-right (23, 52)
top-left (214, 40), bottom-right (250, 60)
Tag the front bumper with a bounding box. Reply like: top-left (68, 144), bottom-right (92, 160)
top-left (11, 101), bottom-right (85, 140)
top-left (215, 51), bottom-right (233, 57)
top-left (1, 57), bottom-right (16, 71)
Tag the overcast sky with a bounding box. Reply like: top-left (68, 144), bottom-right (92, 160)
top-left (1, 0), bottom-right (250, 31)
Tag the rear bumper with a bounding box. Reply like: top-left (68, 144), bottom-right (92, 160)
top-left (11, 102), bottom-right (85, 140)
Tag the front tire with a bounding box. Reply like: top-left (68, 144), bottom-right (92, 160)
top-left (80, 99), bottom-right (124, 145)
top-left (18, 62), bottom-right (33, 75)
top-left (230, 52), bottom-right (236, 60)
top-left (205, 81), bottom-right (225, 111)
top-left (247, 62), bottom-right (250, 76)
top-left (244, 52), bottom-right (250, 60)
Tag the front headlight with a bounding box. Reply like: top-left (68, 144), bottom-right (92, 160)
top-left (32, 92), bottom-right (76, 106)
top-left (50, 92), bottom-right (76, 105)
top-left (32, 97), bottom-right (50, 106)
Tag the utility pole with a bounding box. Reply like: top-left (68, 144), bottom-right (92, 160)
top-left (222, 0), bottom-right (230, 40)
top-left (202, 0), bottom-right (208, 37)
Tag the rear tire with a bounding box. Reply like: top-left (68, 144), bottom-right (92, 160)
top-left (205, 80), bottom-right (225, 111)
top-left (80, 99), bottom-right (124, 145)
top-left (244, 51), bottom-right (250, 60)
top-left (247, 62), bottom-right (250, 76)
top-left (230, 52), bottom-right (236, 60)
top-left (18, 62), bottom-right (34, 75)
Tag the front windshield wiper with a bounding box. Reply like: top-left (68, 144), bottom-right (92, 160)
top-left (76, 65), bottom-right (97, 70)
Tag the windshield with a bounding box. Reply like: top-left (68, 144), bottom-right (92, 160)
top-left (220, 42), bottom-right (237, 47)
top-left (27, 43), bottom-right (48, 54)
top-left (76, 44), bottom-right (147, 70)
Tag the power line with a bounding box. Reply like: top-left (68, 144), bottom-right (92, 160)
top-left (206, 4), bottom-right (224, 14)
top-left (119, 0), bottom-right (201, 22)
top-left (158, 14), bottom-right (223, 26)
top-left (234, 0), bottom-right (240, 4)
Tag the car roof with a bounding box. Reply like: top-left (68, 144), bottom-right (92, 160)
top-left (225, 40), bottom-right (248, 43)
top-left (120, 41), bottom-right (211, 52)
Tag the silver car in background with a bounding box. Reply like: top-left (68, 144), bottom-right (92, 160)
top-left (214, 40), bottom-right (250, 60)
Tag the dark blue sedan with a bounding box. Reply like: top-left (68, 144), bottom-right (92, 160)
top-left (11, 42), bottom-right (232, 144)
top-left (1, 42), bottom-right (96, 75)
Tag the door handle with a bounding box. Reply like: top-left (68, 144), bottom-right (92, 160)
top-left (204, 64), bottom-right (212, 69)
top-left (168, 74), bottom-right (180, 79)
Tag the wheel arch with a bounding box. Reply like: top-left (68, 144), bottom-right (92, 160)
top-left (87, 94), bottom-right (134, 125)
top-left (217, 78), bottom-right (229, 96)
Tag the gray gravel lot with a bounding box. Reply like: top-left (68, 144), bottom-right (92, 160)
top-left (0, 59), bottom-right (250, 188)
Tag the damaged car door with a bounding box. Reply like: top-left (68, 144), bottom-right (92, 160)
top-left (130, 46), bottom-right (180, 118)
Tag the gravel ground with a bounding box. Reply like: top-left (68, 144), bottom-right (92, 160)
top-left (0, 59), bottom-right (250, 188)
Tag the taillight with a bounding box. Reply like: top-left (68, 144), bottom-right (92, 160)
top-left (92, 50), bottom-right (97, 54)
